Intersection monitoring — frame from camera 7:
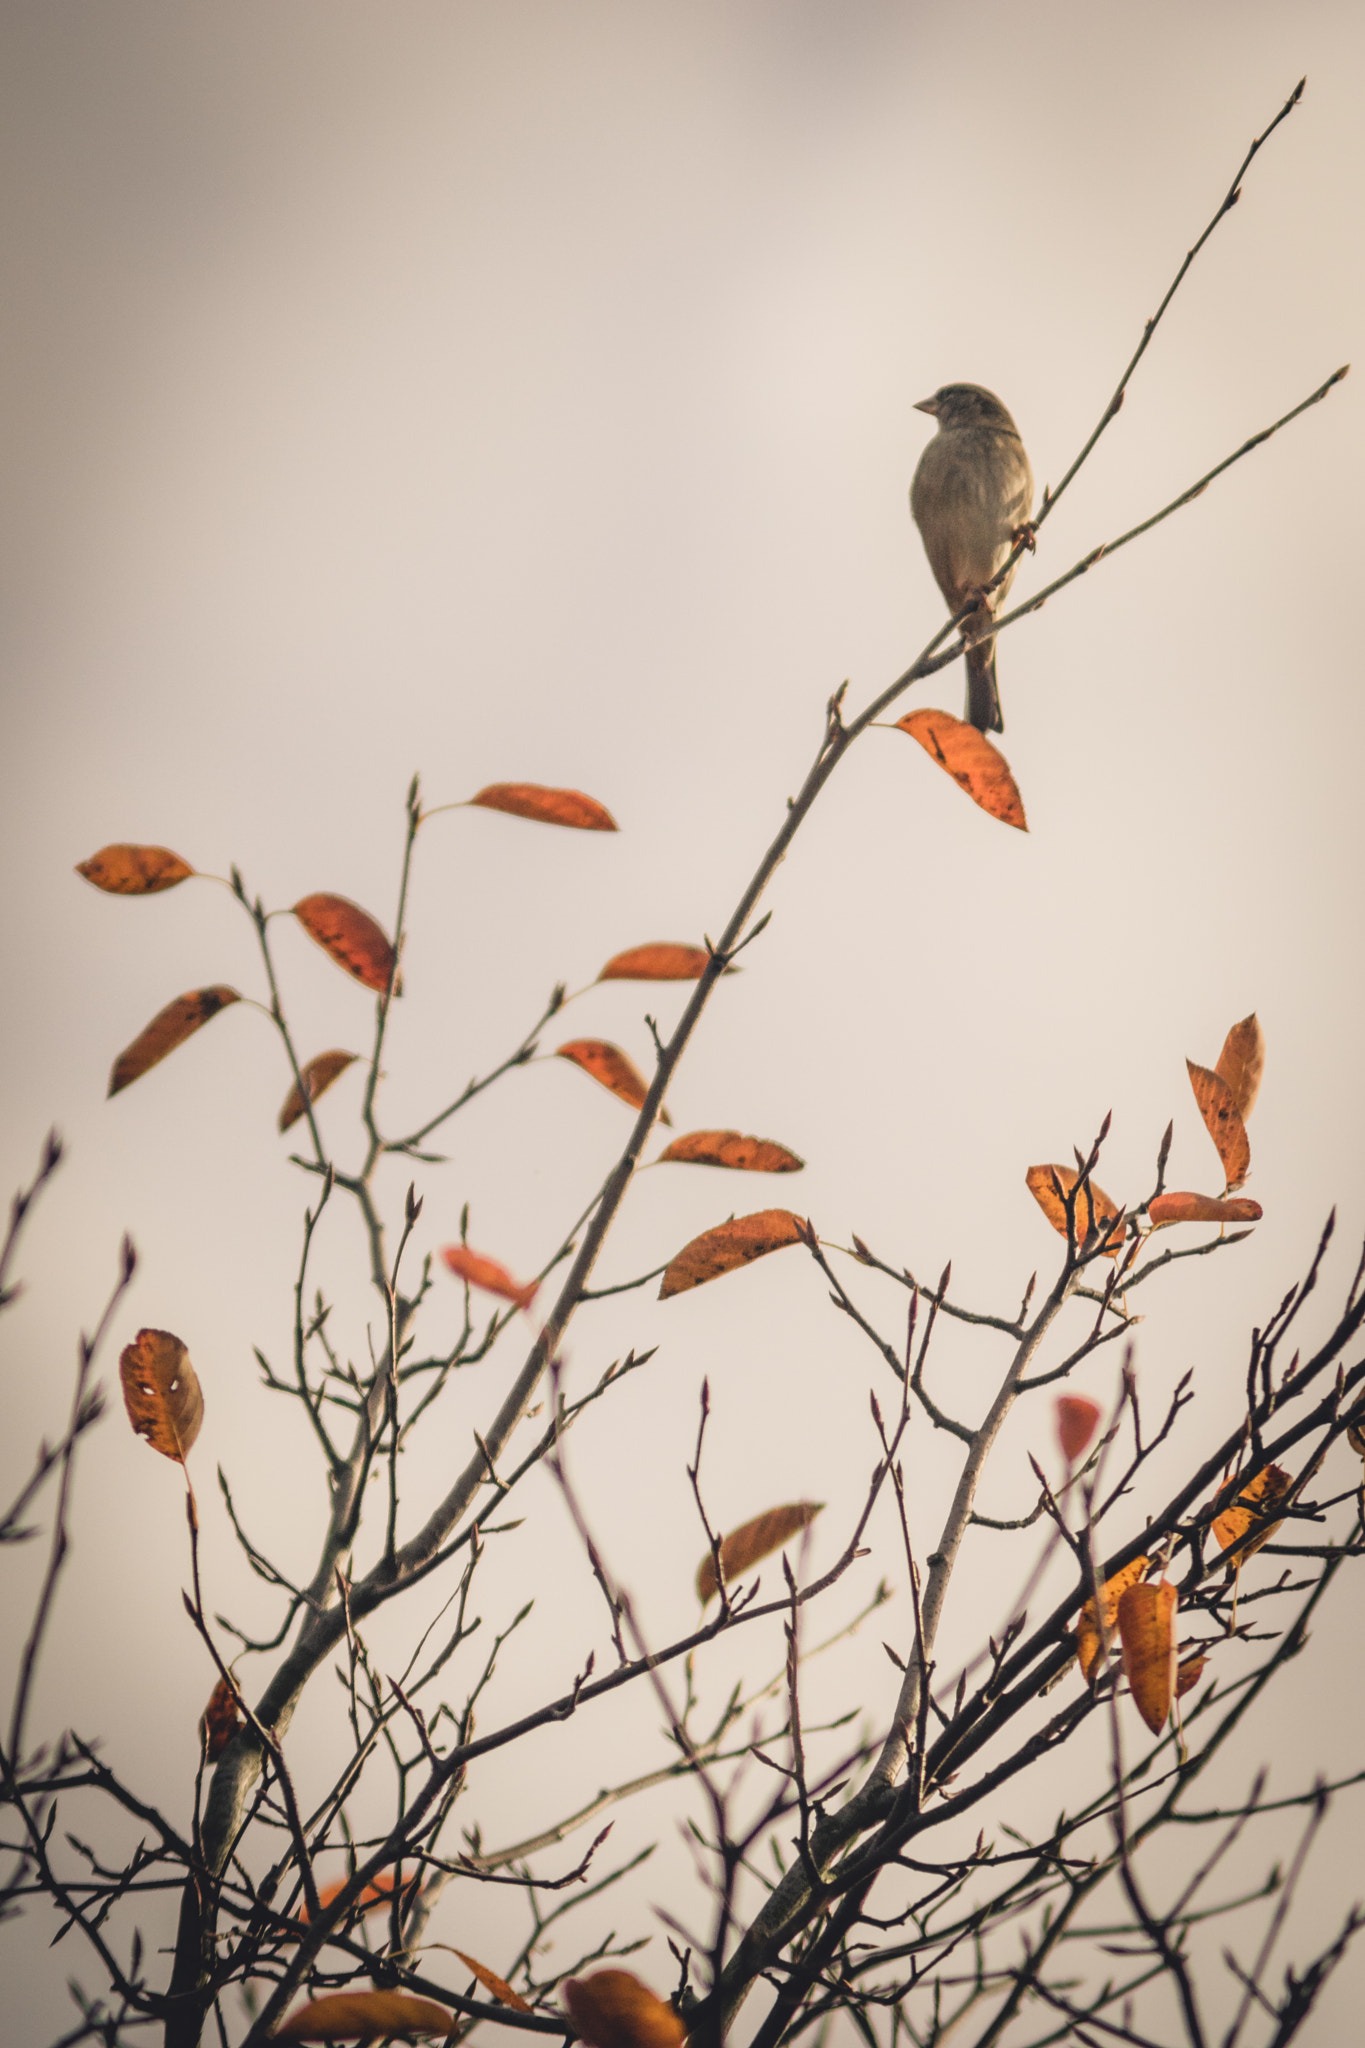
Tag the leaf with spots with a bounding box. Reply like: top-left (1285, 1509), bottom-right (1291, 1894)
top-left (76, 844), bottom-right (195, 894)
top-left (294, 894), bottom-right (397, 995)
top-left (658, 1130), bottom-right (804, 1173)
top-left (659, 1209), bottom-right (806, 1298)
top-left (895, 709), bottom-right (1027, 831)
top-left (556, 1039), bottom-right (670, 1122)
top-left (1211, 1464), bottom-right (1292, 1560)
top-left (1186, 1061), bottom-right (1251, 1191)
top-left (119, 1328), bottom-right (203, 1462)
top-left (108, 986), bottom-right (241, 1096)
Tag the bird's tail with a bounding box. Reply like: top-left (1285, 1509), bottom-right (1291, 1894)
top-left (965, 643), bottom-right (1003, 734)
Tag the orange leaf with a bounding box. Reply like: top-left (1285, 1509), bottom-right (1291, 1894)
top-left (556, 1039), bottom-right (670, 1123)
top-left (440, 1244), bottom-right (538, 1311)
top-left (1148, 1191), bottom-right (1262, 1227)
top-left (469, 783), bottom-right (618, 832)
top-left (1211, 1465), bottom-right (1292, 1559)
top-left (895, 709), bottom-right (1027, 831)
top-left (1175, 1651), bottom-right (1208, 1700)
top-left (278, 1051), bottom-right (359, 1133)
top-left (1186, 1060), bottom-right (1251, 1192)
top-left (697, 1502), bottom-right (823, 1602)
top-left (659, 1209), bottom-right (806, 1298)
top-left (1117, 1580), bottom-right (1178, 1734)
top-left (304, 1871), bottom-right (416, 1924)
top-left (76, 844), bottom-right (194, 894)
top-left (598, 942), bottom-right (711, 981)
top-left (1215, 1013), bottom-right (1265, 1121)
top-left (563, 1970), bottom-right (686, 2048)
top-left (108, 985), bottom-right (240, 1096)
top-left (294, 894), bottom-right (397, 995)
top-left (1025, 1165), bottom-right (1124, 1255)
top-left (1076, 1556), bottom-right (1149, 1683)
top-left (451, 1952), bottom-right (532, 2014)
top-left (1056, 1395), bottom-right (1101, 1464)
top-left (119, 1328), bottom-right (203, 1462)
top-left (200, 1677), bottom-right (240, 1762)
top-left (658, 1130), bottom-right (804, 1174)
top-left (275, 1992), bottom-right (452, 2040)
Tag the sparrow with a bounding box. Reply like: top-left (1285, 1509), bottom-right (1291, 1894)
top-left (910, 383), bottom-right (1034, 734)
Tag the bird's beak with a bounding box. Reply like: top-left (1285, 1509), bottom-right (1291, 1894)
top-left (913, 395), bottom-right (939, 416)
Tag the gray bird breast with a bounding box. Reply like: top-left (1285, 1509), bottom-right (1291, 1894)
top-left (911, 428), bottom-right (1033, 610)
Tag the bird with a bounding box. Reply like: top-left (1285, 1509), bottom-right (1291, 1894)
top-left (910, 383), bottom-right (1034, 734)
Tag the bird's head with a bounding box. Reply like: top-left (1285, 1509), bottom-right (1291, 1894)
top-left (914, 383), bottom-right (1018, 433)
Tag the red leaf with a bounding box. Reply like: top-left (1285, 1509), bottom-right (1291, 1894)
top-left (659, 1210), bottom-right (806, 1298)
top-left (658, 1130), bottom-right (804, 1173)
top-left (294, 894), bottom-right (397, 994)
top-left (278, 1051), bottom-right (359, 1133)
top-left (200, 1677), bottom-right (240, 1762)
top-left (1055, 1395), bottom-right (1101, 1463)
top-left (119, 1328), bottom-right (203, 1462)
top-left (556, 1039), bottom-right (670, 1122)
top-left (598, 943), bottom-right (711, 981)
top-left (1148, 1191), bottom-right (1262, 1227)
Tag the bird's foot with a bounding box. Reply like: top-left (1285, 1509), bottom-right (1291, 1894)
top-left (1010, 520), bottom-right (1038, 554)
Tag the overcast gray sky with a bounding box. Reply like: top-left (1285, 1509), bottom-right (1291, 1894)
top-left (3, 4), bottom-right (1364, 2040)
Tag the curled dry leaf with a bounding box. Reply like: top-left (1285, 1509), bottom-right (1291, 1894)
top-left (293, 894), bottom-right (397, 995)
top-left (598, 942), bottom-right (712, 981)
top-left (563, 1969), bottom-right (686, 2048)
top-left (1215, 1012), bottom-right (1265, 1121)
top-left (1186, 1060), bottom-right (1251, 1191)
top-left (119, 1328), bottom-right (203, 1462)
top-left (1076, 1556), bottom-right (1149, 1683)
top-left (658, 1130), bottom-right (804, 1174)
top-left (469, 783), bottom-right (618, 832)
top-left (895, 709), bottom-right (1027, 831)
top-left (440, 1244), bottom-right (538, 1311)
top-left (278, 1050), bottom-right (359, 1133)
top-left (1211, 1464), bottom-right (1292, 1559)
top-left (1148, 1191), bottom-right (1262, 1227)
top-left (76, 844), bottom-right (194, 894)
top-left (1117, 1579), bottom-right (1178, 1735)
top-left (108, 985), bottom-right (240, 1096)
top-left (697, 1501), bottom-right (823, 1603)
top-left (659, 1209), bottom-right (806, 1299)
top-left (274, 1991), bottom-right (452, 2040)
top-left (200, 1677), bottom-right (240, 1762)
top-left (1025, 1165), bottom-right (1124, 1255)
top-left (556, 1039), bottom-right (670, 1122)
top-left (1055, 1395), bottom-right (1102, 1464)
top-left (1176, 1651), bottom-right (1208, 1700)
top-left (451, 1952), bottom-right (532, 2014)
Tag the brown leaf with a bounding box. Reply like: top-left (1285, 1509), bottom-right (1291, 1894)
top-left (1348, 1421), bottom-right (1365, 1460)
top-left (556, 1039), bottom-right (671, 1123)
top-left (294, 894), bottom-right (397, 995)
top-left (562, 1970), bottom-right (686, 2048)
top-left (1025, 1165), bottom-right (1124, 1255)
top-left (659, 1209), bottom-right (806, 1299)
top-left (1076, 1557), bottom-right (1149, 1683)
top-left (697, 1502), bottom-right (823, 1602)
top-left (278, 1051), bottom-right (359, 1133)
top-left (1211, 1465), bottom-right (1292, 1560)
top-left (598, 942), bottom-right (711, 981)
top-left (1175, 1651), bottom-right (1208, 1700)
top-left (658, 1130), bottom-right (804, 1174)
top-left (1055, 1395), bottom-right (1101, 1464)
top-left (303, 1870), bottom-right (417, 1925)
top-left (119, 1328), bottom-right (203, 1462)
top-left (1186, 1060), bottom-right (1251, 1191)
top-left (76, 844), bottom-right (195, 894)
top-left (275, 1991), bottom-right (452, 2040)
top-left (200, 1677), bottom-right (240, 1762)
top-left (469, 783), bottom-right (618, 832)
top-left (895, 709), bottom-right (1027, 831)
top-left (1117, 1579), bottom-right (1178, 1734)
top-left (108, 986), bottom-right (241, 1096)
top-left (451, 1953), bottom-right (532, 2014)
top-left (1148, 1191), bottom-right (1262, 1227)
top-left (440, 1244), bottom-right (538, 1311)
top-left (1215, 1013), bottom-right (1265, 1121)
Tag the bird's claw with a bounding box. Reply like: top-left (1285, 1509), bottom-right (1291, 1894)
top-left (1011, 520), bottom-right (1038, 554)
